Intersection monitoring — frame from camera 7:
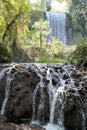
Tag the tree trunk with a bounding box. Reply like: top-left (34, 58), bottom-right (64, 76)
top-left (2, 13), bottom-right (21, 43)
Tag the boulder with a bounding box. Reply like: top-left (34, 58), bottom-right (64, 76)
top-left (0, 123), bottom-right (46, 130)
top-left (0, 63), bottom-right (87, 130)
top-left (5, 68), bottom-right (40, 121)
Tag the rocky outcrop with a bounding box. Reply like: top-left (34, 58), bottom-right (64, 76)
top-left (0, 65), bottom-right (8, 110)
top-left (0, 123), bottom-right (46, 130)
top-left (5, 64), bottom-right (40, 121)
top-left (0, 63), bottom-right (87, 130)
top-left (64, 71), bottom-right (87, 130)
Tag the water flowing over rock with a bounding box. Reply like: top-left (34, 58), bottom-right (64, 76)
top-left (0, 63), bottom-right (87, 130)
top-left (46, 11), bottom-right (67, 44)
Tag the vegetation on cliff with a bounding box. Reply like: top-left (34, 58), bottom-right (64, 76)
top-left (0, 0), bottom-right (86, 68)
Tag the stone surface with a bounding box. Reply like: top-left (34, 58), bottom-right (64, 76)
top-left (6, 67), bottom-right (40, 121)
top-left (0, 63), bottom-right (87, 130)
top-left (0, 123), bottom-right (46, 130)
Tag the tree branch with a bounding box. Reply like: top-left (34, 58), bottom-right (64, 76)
top-left (3, 13), bottom-right (21, 42)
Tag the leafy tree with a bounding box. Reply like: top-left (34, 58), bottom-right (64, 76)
top-left (30, 0), bottom-right (51, 11)
top-left (69, 0), bottom-right (87, 37)
top-left (32, 19), bottom-right (49, 47)
top-left (27, 18), bottom-right (63, 62)
top-left (27, 19), bottom-right (49, 61)
top-left (68, 38), bottom-right (87, 68)
top-left (0, 0), bottom-right (32, 46)
top-left (49, 38), bottom-right (62, 57)
top-left (0, 0), bottom-right (32, 63)
top-left (0, 43), bottom-right (12, 63)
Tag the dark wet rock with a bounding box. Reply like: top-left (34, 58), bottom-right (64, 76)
top-left (0, 63), bottom-right (87, 130)
top-left (62, 73), bottom-right (69, 80)
top-left (78, 88), bottom-right (85, 95)
top-left (5, 69), bottom-right (40, 121)
top-left (0, 115), bottom-right (8, 124)
top-left (84, 83), bottom-right (87, 89)
top-left (52, 78), bottom-right (58, 86)
top-left (74, 79), bottom-right (79, 86)
top-left (0, 123), bottom-right (16, 130)
top-left (42, 78), bottom-right (50, 85)
top-left (0, 74), bottom-right (6, 110)
top-left (0, 123), bottom-right (46, 130)
top-left (64, 86), bottom-right (87, 130)
top-left (71, 70), bottom-right (81, 78)
top-left (64, 94), bottom-right (83, 130)
top-left (33, 86), bottom-right (50, 122)
top-left (30, 125), bottom-right (46, 130)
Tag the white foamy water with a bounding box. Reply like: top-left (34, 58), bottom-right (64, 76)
top-left (46, 11), bottom-right (67, 44)
top-left (0, 67), bottom-right (8, 80)
top-left (0, 63), bottom-right (86, 130)
top-left (0, 66), bottom-right (13, 115)
top-left (30, 121), bottom-right (65, 130)
top-left (43, 123), bottom-right (64, 130)
top-left (0, 64), bottom-right (17, 115)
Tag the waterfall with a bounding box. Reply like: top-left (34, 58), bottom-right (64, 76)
top-left (0, 68), bottom-right (7, 80)
top-left (0, 64), bottom-right (17, 115)
top-left (46, 67), bottom-right (65, 126)
top-left (31, 63), bottom-right (86, 130)
top-left (32, 64), bottom-right (69, 128)
top-left (0, 63), bottom-right (86, 130)
top-left (31, 64), bottom-right (66, 129)
top-left (32, 73), bottom-right (44, 121)
top-left (46, 11), bottom-right (67, 44)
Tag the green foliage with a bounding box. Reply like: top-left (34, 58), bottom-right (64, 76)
top-left (11, 46), bottom-right (30, 63)
top-left (27, 19), bottom-right (63, 62)
top-left (69, 0), bottom-right (87, 36)
top-left (0, 0), bottom-right (32, 45)
top-left (27, 19), bottom-right (50, 61)
top-left (30, 0), bottom-right (50, 11)
top-left (68, 32), bottom-right (82, 45)
top-left (32, 19), bottom-right (49, 47)
top-left (36, 57), bottom-right (66, 63)
top-left (68, 38), bottom-right (87, 68)
top-left (0, 0), bottom-right (33, 63)
top-left (30, 10), bottom-right (44, 27)
top-left (26, 45), bottom-right (48, 62)
top-left (49, 38), bottom-right (62, 57)
top-left (0, 43), bottom-right (12, 63)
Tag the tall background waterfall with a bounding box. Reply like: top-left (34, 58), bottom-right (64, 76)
top-left (46, 11), bottom-right (67, 44)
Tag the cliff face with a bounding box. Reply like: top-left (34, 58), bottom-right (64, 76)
top-left (0, 63), bottom-right (87, 130)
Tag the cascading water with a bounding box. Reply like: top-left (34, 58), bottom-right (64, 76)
top-left (0, 63), bottom-right (86, 130)
top-left (46, 67), bottom-right (65, 126)
top-left (32, 72), bottom-right (44, 121)
top-left (30, 64), bottom-right (86, 130)
top-left (0, 64), bottom-right (17, 115)
top-left (46, 11), bottom-right (67, 44)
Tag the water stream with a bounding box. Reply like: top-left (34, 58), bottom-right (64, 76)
top-left (0, 64), bottom-right (17, 115)
top-left (31, 64), bottom-right (86, 130)
top-left (0, 63), bottom-right (86, 130)
top-left (46, 11), bottom-right (67, 44)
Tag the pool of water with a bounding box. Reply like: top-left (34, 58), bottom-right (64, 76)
top-left (43, 123), bottom-right (64, 130)
top-left (30, 121), bottom-right (64, 130)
